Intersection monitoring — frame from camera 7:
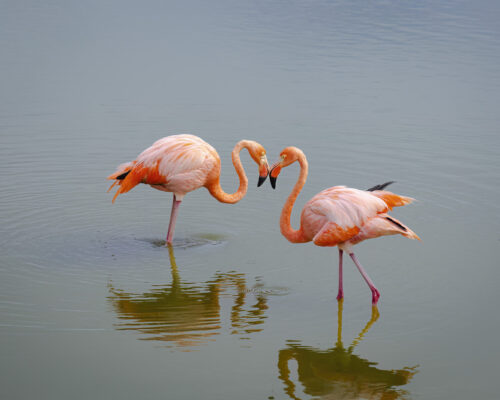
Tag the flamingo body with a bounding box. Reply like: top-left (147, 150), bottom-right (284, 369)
top-left (108, 135), bottom-right (220, 202)
top-left (108, 134), bottom-right (269, 244)
top-left (300, 186), bottom-right (418, 251)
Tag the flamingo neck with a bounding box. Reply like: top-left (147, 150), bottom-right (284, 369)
top-left (280, 152), bottom-right (308, 243)
top-left (206, 140), bottom-right (249, 204)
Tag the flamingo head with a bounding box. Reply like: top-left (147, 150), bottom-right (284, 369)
top-left (245, 141), bottom-right (270, 187)
top-left (269, 147), bottom-right (303, 189)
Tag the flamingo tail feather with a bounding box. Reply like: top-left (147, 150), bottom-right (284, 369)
top-left (385, 216), bottom-right (420, 240)
top-left (107, 161), bottom-right (145, 203)
top-left (371, 191), bottom-right (414, 210)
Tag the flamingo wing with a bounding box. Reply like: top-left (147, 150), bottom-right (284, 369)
top-left (108, 135), bottom-right (219, 202)
top-left (300, 187), bottom-right (390, 247)
top-left (137, 135), bottom-right (217, 178)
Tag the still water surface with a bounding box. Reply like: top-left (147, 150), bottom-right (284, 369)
top-left (1, 1), bottom-right (500, 399)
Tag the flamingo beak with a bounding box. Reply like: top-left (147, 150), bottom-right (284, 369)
top-left (269, 162), bottom-right (282, 189)
top-left (257, 157), bottom-right (269, 187)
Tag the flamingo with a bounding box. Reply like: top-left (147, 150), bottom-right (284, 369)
top-left (269, 147), bottom-right (420, 304)
top-left (107, 134), bottom-right (269, 244)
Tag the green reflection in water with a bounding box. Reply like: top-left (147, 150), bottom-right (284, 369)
top-left (108, 245), bottom-right (268, 349)
top-left (278, 301), bottom-right (418, 399)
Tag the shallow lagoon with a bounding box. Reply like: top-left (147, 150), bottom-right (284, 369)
top-left (1, 1), bottom-right (500, 399)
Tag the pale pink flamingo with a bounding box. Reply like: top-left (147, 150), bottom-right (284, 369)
top-left (107, 134), bottom-right (269, 244)
top-left (269, 147), bottom-right (420, 304)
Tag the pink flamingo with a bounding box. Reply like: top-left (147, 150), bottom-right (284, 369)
top-left (108, 134), bottom-right (269, 244)
top-left (269, 147), bottom-right (420, 304)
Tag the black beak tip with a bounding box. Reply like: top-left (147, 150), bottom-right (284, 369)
top-left (270, 176), bottom-right (277, 189)
top-left (257, 175), bottom-right (267, 187)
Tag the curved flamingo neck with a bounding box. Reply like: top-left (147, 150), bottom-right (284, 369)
top-left (280, 151), bottom-right (308, 243)
top-left (206, 140), bottom-right (249, 204)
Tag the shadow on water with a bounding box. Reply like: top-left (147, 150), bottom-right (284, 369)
top-left (108, 245), bottom-right (275, 349)
top-left (278, 301), bottom-right (418, 399)
top-left (136, 233), bottom-right (227, 249)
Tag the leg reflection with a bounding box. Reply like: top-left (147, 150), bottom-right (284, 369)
top-left (108, 245), bottom-right (270, 348)
top-left (278, 303), bottom-right (417, 399)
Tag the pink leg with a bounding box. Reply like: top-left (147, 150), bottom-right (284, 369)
top-left (337, 249), bottom-right (344, 301)
top-left (349, 252), bottom-right (380, 304)
top-left (166, 194), bottom-right (182, 245)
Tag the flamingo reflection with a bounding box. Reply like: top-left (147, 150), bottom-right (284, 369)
top-left (108, 246), bottom-right (268, 349)
top-left (278, 302), bottom-right (417, 399)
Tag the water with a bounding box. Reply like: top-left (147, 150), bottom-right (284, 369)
top-left (1, 1), bottom-right (500, 399)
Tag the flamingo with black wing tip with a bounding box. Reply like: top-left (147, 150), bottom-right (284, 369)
top-left (108, 134), bottom-right (269, 244)
top-left (269, 146), bottom-right (419, 304)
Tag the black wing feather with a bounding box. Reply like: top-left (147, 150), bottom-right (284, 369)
top-left (116, 170), bottom-right (131, 180)
top-left (367, 181), bottom-right (395, 192)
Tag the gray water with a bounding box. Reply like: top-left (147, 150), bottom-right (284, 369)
top-left (1, 1), bottom-right (500, 399)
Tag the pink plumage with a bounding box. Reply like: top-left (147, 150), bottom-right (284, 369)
top-left (108, 135), bottom-right (219, 202)
top-left (300, 186), bottom-right (419, 250)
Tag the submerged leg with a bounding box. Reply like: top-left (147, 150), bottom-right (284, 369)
top-left (349, 252), bottom-right (380, 304)
top-left (337, 249), bottom-right (344, 301)
top-left (166, 194), bottom-right (182, 245)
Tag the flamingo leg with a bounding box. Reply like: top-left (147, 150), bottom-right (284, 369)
top-left (336, 249), bottom-right (344, 301)
top-left (349, 252), bottom-right (380, 304)
top-left (166, 194), bottom-right (182, 245)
